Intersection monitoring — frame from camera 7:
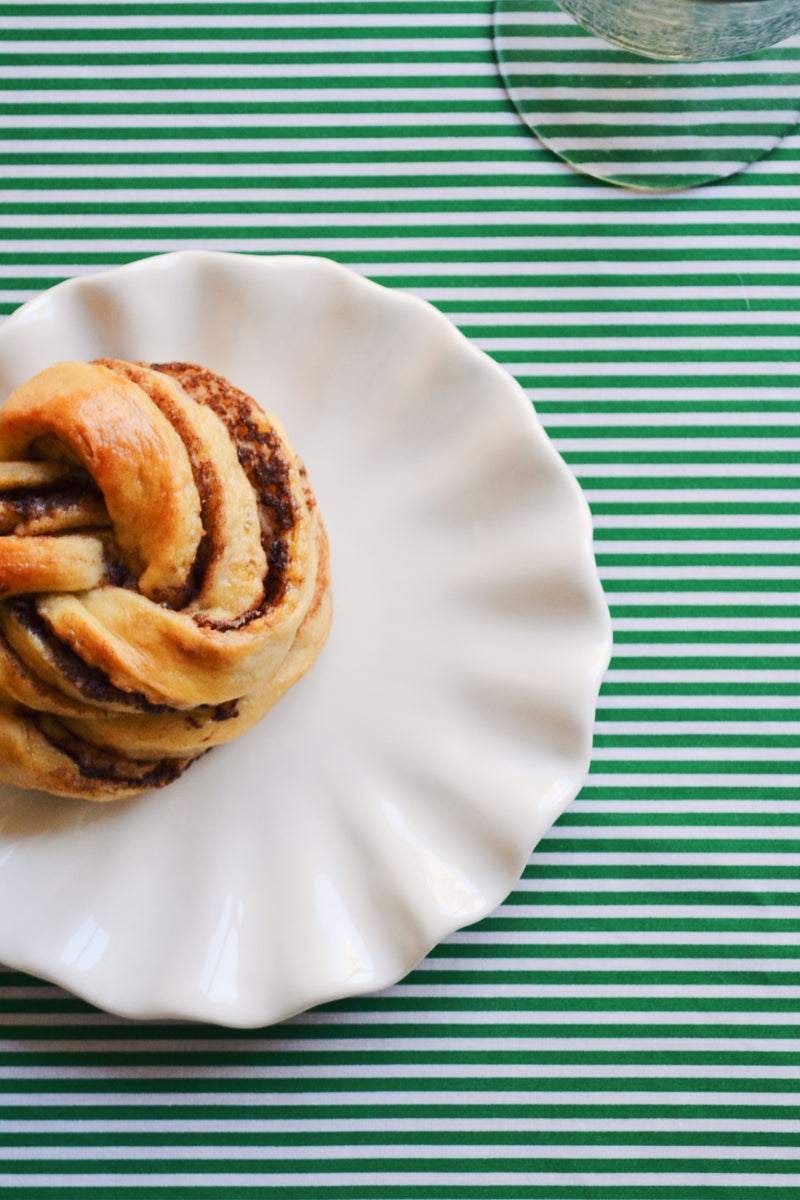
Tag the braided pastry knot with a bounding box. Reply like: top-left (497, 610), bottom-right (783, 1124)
top-left (0, 359), bottom-right (331, 800)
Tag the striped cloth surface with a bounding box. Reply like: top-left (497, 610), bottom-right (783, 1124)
top-left (2, 0), bottom-right (800, 1196)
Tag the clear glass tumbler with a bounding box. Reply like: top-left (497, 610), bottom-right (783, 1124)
top-left (493, 0), bottom-right (800, 189)
top-left (555, 0), bottom-right (800, 62)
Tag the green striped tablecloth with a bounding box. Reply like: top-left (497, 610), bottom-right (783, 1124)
top-left (2, 1), bottom-right (800, 1196)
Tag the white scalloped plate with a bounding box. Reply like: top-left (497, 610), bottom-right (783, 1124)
top-left (0, 252), bottom-right (611, 1026)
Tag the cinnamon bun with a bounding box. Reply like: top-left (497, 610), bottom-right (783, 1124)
top-left (0, 359), bottom-right (331, 800)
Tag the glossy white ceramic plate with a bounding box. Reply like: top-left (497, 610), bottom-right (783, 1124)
top-left (0, 251), bottom-right (611, 1026)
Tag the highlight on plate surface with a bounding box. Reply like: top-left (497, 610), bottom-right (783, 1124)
top-left (0, 358), bottom-right (331, 802)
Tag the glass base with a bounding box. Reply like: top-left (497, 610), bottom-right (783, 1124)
top-left (494, 0), bottom-right (800, 191)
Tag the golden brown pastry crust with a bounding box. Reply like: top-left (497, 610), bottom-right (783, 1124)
top-left (0, 359), bottom-right (331, 800)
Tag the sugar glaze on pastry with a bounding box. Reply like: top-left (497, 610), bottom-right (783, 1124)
top-left (0, 360), bottom-right (331, 800)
